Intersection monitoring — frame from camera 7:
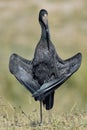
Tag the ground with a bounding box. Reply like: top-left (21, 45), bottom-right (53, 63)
top-left (0, 97), bottom-right (87, 130)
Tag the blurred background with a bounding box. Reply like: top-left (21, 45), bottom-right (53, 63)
top-left (0, 0), bottom-right (87, 113)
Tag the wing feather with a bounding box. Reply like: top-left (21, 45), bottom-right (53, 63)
top-left (9, 53), bottom-right (40, 94)
top-left (32, 74), bottom-right (70, 99)
top-left (33, 53), bottom-right (82, 100)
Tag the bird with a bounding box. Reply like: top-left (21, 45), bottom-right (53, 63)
top-left (9, 9), bottom-right (82, 124)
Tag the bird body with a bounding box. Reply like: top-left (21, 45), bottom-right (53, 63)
top-left (9, 9), bottom-right (82, 123)
top-left (33, 39), bottom-right (57, 85)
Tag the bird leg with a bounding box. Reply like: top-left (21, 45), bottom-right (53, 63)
top-left (48, 110), bottom-right (51, 123)
top-left (39, 101), bottom-right (43, 125)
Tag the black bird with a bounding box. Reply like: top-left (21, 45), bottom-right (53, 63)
top-left (9, 9), bottom-right (82, 123)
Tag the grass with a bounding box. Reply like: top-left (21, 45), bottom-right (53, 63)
top-left (0, 97), bottom-right (87, 130)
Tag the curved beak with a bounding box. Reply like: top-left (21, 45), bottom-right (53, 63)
top-left (42, 14), bottom-right (48, 30)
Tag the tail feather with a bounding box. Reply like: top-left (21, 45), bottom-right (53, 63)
top-left (43, 91), bottom-right (54, 110)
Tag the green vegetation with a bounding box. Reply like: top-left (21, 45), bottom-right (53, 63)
top-left (0, 97), bottom-right (87, 130)
top-left (0, 0), bottom-right (87, 129)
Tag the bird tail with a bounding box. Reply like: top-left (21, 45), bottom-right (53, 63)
top-left (43, 91), bottom-right (54, 110)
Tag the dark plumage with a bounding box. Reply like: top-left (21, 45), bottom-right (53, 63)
top-left (9, 9), bottom-right (82, 123)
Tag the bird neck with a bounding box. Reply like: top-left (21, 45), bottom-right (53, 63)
top-left (40, 23), bottom-right (50, 49)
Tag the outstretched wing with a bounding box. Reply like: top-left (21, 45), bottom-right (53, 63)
top-left (9, 53), bottom-right (40, 94)
top-left (32, 74), bottom-right (70, 100)
top-left (33, 53), bottom-right (82, 99)
top-left (56, 53), bottom-right (82, 78)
